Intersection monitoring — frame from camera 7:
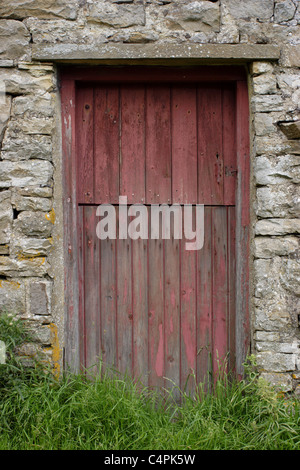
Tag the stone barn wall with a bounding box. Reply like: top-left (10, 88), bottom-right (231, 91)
top-left (0, 0), bottom-right (299, 393)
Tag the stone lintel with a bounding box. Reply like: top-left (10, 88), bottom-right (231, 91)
top-left (32, 44), bottom-right (280, 64)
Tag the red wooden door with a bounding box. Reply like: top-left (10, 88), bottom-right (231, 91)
top-left (72, 73), bottom-right (245, 392)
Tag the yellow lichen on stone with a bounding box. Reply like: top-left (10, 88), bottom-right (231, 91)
top-left (48, 322), bottom-right (60, 378)
top-left (45, 209), bottom-right (56, 225)
top-left (0, 279), bottom-right (20, 289)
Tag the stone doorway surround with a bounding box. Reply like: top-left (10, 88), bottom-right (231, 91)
top-left (0, 0), bottom-right (299, 396)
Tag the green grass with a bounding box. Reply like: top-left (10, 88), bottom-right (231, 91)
top-left (0, 313), bottom-right (299, 450)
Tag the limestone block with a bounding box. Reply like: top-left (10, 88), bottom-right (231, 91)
top-left (277, 73), bottom-right (300, 101)
top-left (15, 211), bottom-right (53, 238)
top-left (255, 331), bottom-right (280, 342)
top-left (254, 305), bottom-right (292, 331)
top-left (256, 340), bottom-right (298, 354)
top-left (12, 194), bottom-right (52, 212)
top-left (0, 256), bottom-right (49, 277)
top-left (254, 155), bottom-right (300, 185)
top-left (253, 74), bottom-right (277, 95)
top-left (0, 69), bottom-right (53, 95)
top-left (281, 259), bottom-right (300, 296)
top-left (87, 1), bottom-right (145, 28)
top-left (0, 0), bottom-right (78, 20)
top-left (0, 160), bottom-right (53, 187)
top-left (256, 184), bottom-right (300, 218)
top-left (0, 20), bottom-right (30, 60)
top-left (250, 61), bottom-right (274, 76)
top-left (251, 95), bottom-right (284, 113)
top-left (11, 237), bottom-right (53, 258)
top-left (12, 93), bottom-right (54, 119)
top-left (0, 208), bottom-right (12, 245)
top-left (279, 121), bottom-right (300, 140)
top-left (257, 351), bottom-right (296, 372)
top-left (226, 0), bottom-right (274, 21)
top-left (281, 45), bottom-right (300, 67)
top-left (15, 186), bottom-right (53, 198)
top-left (25, 18), bottom-right (109, 45)
top-left (166, 1), bottom-right (220, 32)
top-left (34, 325), bottom-right (51, 344)
top-left (255, 218), bottom-right (300, 236)
top-left (0, 279), bottom-right (26, 314)
top-left (274, 0), bottom-right (296, 23)
top-left (1, 132), bottom-right (52, 161)
top-left (254, 113), bottom-right (276, 136)
top-left (254, 236), bottom-right (299, 259)
top-left (29, 280), bottom-right (52, 316)
top-left (254, 257), bottom-right (285, 299)
top-left (7, 117), bottom-right (54, 136)
top-left (0, 95), bottom-right (11, 144)
top-left (110, 31), bottom-right (159, 44)
top-left (255, 134), bottom-right (300, 155)
top-left (259, 372), bottom-right (293, 392)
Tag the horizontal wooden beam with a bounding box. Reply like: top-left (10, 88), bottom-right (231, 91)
top-left (32, 43), bottom-right (280, 64)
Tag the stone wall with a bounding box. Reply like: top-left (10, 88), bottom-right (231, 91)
top-left (0, 0), bottom-right (299, 393)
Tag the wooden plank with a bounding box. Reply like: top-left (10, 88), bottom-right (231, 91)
top-left (82, 206), bottom-right (101, 374)
top-left (132, 229), bottom-right (149, 386)
top-left (180, 207), bottom-right (197, 395)
top-left (145, 85), bottom-right (172, 204)
top-left (197, 207), bottom-right (212, 388)
top-left (164, 214), bottom-right (180, 397)
top-left (116, 212), bottom-right (133, 376)
top-left (171, 86), bottom-right (197, 204)
top-left (228, 206), bottom-right (236, 375)
top-left (223, 86), bottom-right (237, 206)
top-left (148, 210), bottom-right (165, 389)
top-left (61, 77), bottom-right (80, 372)
top-left (77, 205), bottom-right (85, 370)
top-left (100, 236), bottom-right (117, 373)
top-left (60, 66), bottom-right (247, 83)
top-left (120, 85), bottom-right (146, 204)
top-left (94, 86), bottom-right (120, 204)
top-left (197, 86), bottom-right (223, 205)
top-left (211, 206), bottom-right (228, 379)
top-left (76, 87), bottom-right (94, 204)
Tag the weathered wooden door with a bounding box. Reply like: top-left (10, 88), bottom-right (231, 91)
top-left (61, 67), bottom-right (250, 392)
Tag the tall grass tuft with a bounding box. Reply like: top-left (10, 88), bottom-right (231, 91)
top-left (0, 314), bottom-right (299, 450)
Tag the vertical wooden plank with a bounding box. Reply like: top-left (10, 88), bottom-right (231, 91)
top-left (235, 80), bottom-right (250, 378)
top-left (83, 206), bottom-right (101, 374)
top-left (197, 207), bottom-right (212, 388)
top-left (100, 236), bottom-right (117, 373)
top-left (116, 212), bottom-right (133, 376)
top-left (180, 207), bottom-right (197, 395)
top-left (228, 206), bottom-right (236, 375)
top-left (61, 77), bottom-right (80, 372)
top-left (211, 207), bottom-right (228, 379)
top-left (148, 210), bottom-right (165, 390)
top-left (171, 86), bottom-right (198, 204)
top-left (164, 215), bottom-right (180, 397)
top-left (77, 205), bottom-right (85, 370)
top-left (223, 86), bottom-right (237, 206)
top-left (76, 87), bottom-right (94, 204)
top-left (146, 86), bottom-right (172, 204)
top-left (132, 223), bottom-right (149, 386)
top-left (94, 86), bottom-right (120, 204)
top-left (197, 87), bottom-right (223, 205)
top-left (120, 85), bottom-right (146, 204)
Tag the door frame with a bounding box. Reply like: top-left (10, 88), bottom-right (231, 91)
top-left (60, 66), bottom-right (250, 377)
